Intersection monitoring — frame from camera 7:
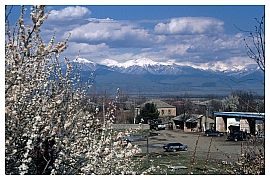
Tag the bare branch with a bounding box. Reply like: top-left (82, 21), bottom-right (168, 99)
top-left (5, 5), bottom-right (13, 23)
top-left (239, 15), bottom-right (265, 72)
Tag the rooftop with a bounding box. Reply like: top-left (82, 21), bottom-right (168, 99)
top-left (138, 99), bottom-right (175, 108)
top-left (172, 114), bottom-right (203, 122)
top-left (214, 112), bottom-right (265, 119)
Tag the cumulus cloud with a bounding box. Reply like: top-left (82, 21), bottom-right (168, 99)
top-left (66, 20), bottom-right (165, 48)
top-left (48, 6), bottom-right (91, 21)
top-left (165, 44), bottom-right (191, 56)
top-left (161, 33), bottom-right (245, 62)
top-left (212, 33), bottom-right (244, 51)
top-left (154, 17), bottom-right (224, 34)
top-left (202, 56), bottom-right (256, 72)
top-left (67, 42), bottom-right (109, 54)
top-left (42, 6), bottom-right (251, 71)
top-left (100, 59), bottom-right (120, 66)
top-left (220, 56), bottom-right (256, 70)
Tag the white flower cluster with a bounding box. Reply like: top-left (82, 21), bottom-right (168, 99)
top-left (5, 5), bottom-right (141, 175)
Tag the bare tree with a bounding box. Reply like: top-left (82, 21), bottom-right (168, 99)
top-left (243, 15), bottom-right (265, 72)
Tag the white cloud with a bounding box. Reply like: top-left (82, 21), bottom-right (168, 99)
top-left (100, 59), bottom-right (120, 66)
top-left (165, 44), bottom-right (191, 56)
top-left (63, 42), bottom-right (109, 61)
top-left (48, 6), bottom-right (91, 21)
top-left (103, 53), bottom-right (136, 62)
top-left (212, 34), bottom-right (244, 51)
top-left (221, 56), bottom-right (256, 71)
top-left (67, 22), bottom-right (138, 41)
top-left (160, 33), bottom-right (245, 62)
top-left (155, 17), bottom-right (224, 34)
top-left (66, 20), bottom-right (164, 47)
top-left (67, 42), bottom-right (109, 54)
top-left (41, 7), bottom-right (250, 70)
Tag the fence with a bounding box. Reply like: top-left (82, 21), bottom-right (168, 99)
top-left (112, 124), bottom-right (150, 130)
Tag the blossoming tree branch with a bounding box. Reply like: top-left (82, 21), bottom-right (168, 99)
top-left (5, 5), bottom-right (142, 175)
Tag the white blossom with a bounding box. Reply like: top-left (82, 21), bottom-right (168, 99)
top-left (5, 5), bottom-right (141, 175)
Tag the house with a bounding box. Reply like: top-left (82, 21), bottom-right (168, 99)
top-left (135, 99), bottom-right (176, 119)
top-left (214, 112), bottom-right (265, 135)
top-left (172, 114), bottom-right (199, 132)
top-left (172, 114), bottom-right (215, 132)
top-left (198, 115), bottom-right (215, 131)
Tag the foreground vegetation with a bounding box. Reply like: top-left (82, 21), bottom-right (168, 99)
top-left (5, 6), bottom-right (141, 175)
top-left (5, 5), bottom-right (264, 175)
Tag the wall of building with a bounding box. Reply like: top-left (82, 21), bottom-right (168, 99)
top-left (200, 116), bottom-right (215, 131)
top-left (240, 119), bottom-right (250, 133)
top-left (158, 107), bottom-right (176, 117)
top-left (135, 107), bottom-right (176, 118)
top-left (184, 122), bottom-right (198, 132)
top-left (216, 117), bottom-right (226, 132)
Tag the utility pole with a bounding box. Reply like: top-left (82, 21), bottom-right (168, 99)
top-left (133, 99), bottom-right (136, 124)
top-left (205, 103), bottom-right (208, 131)
top-left (145, 133), bottom-right (150, 168)
top-left (103, 101), bottom-right (105, 124)
top-left (146, 135), bottom-right (149, 154)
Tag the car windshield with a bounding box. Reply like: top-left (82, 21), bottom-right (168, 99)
top-left (168, 143), bottom-right (182, 146)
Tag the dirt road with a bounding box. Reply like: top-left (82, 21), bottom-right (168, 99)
top-left (135, 130), bottom-right (244, 161)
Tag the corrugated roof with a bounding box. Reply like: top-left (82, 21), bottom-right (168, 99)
top-left (214, 112), bottom-right (265, 119)
top-left (139, 99), bottom-right (175, 108)
top-left (172, 114), bottom-right (201, 122)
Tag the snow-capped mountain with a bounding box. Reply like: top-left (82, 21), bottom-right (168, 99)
top-left (100, 58), bottom-right (261, 76)
top-left (71, 57), bottom-right (264, 76)
top-left (100, 58), bottom-right (199, 75)
top-left (73, 57), bottom-right (96, 64)
top-left (73, 57), bottom-right (262, 76)
top-left (109, 64), bottom-right (185, 75)
top-left (72, 57), bottom-right (97, 71)
top-left (70, 57), bottom-right (264, 95)
top-left (101, 58), bottom-right (160, 68)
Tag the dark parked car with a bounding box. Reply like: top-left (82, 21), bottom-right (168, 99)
top-left (227, 131), bottom-right (250, 141)
top-left (227, 125), bottom-right (250, 142)
top-left (205, 129), bottom-right (224, 137)
top-left (163, 143), bottom-right (188, 152)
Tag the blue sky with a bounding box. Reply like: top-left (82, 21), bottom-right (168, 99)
top-left (6, 5), bottom-right (265, 71)
top-left (86, 6), bottom-right (264, 33)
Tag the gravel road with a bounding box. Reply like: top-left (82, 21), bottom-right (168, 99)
top-left (134, 130), bottom-right (245, 161)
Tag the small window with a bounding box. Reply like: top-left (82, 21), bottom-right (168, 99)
top-left (161, 110), bottom-right (164, 115)
top-left (168, 110), bottom-right (171, 114)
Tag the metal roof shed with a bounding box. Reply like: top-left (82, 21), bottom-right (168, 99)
top-left (214, 112), bottom-right (265, 134)
top-left (214, 112), bottom-right (265, 120)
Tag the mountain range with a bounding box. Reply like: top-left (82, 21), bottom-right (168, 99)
top-left (70, 58), bottom-right (264, 96)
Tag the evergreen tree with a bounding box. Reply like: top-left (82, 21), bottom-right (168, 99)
top-left (137, 103), bottom-right (159, 124)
